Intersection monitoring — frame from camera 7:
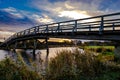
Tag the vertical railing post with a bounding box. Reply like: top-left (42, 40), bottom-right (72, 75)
top-left (99, 16), bottom-right (104, 34)
top-left (46, 25), bottom-right (48, 33)
top-left (24, 30), bottom-right (26, 35)
top-left (17, 33), bottom-right (18, 38)
top-left (34, 27), bottom-right (36, 34)
top-left (73, 20), bottom-right (77, 32)
top-left (37, 26), bottom-right (39, 33)
top-left (57, 23), bottom-right (60, 33)
top-left (61, 28), bottom-right (62, 32)
top-left (51, 28), bottom-right (53, 33)
top-left (19, 33), bottom-right (21, 36)
top-left (75, 20), bottom-right (77, 32)
top-left (112, 23), bottom-right (115, 31)
top-left (28, 29), bottom-right (30, 34)
top-left (89, 25), bottom-right (91, 31)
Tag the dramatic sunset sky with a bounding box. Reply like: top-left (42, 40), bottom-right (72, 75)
top-left (0, 0), bottom-right (120, 41)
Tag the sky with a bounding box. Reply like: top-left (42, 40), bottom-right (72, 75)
top-left (0, 0), bottom-right (120, 41)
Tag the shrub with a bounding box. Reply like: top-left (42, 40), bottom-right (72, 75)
top-left (48, 49), bottom-right (104, 80)
top-left (48, 50), bottom-right (76, 80)
top-left (0, 58), bottom-right (41, 80)
top-left (74, 50), bottom-right (103, 77)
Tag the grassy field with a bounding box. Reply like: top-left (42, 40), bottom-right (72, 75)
top-left (81, 46), bottom-right (115, 55)
top-left (84, 46), bottom-right (114, 49)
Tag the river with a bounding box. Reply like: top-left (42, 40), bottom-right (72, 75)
top-left (0, 47), bottom-right (84, 62)
top-left (0, 47), bottom-right (84, 74)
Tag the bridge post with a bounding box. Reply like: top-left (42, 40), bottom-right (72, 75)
top-left (6, 44), bottom-right (10, 56)
top-left (6, 43), bottom-right (9, 50)
top-left (45, 37), bottom-right (49, 73)
top-left (33, 39), bottom-right (37, 60)
top-left (12, 41), bottom-right (17, 59)
top-left (13, 41), bottom-right (17, 52)
top-left (23, 41), bottom-right (27, 49)
top-left (99, 16), bottom-right (104, 34)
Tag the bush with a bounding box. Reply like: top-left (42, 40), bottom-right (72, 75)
top-left (0, 58), bottom-right (41, 80)
top-left (48, 48), bottom-right (120, 80)
top-left (48, 50), bottom-right (75, 80)
top-left (48, 49), bottom-right (104, 80)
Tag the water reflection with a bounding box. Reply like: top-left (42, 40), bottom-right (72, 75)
top-left (0, 50), bottom-right (8, 60)
top-left (0, 47), bottom-right (84, 63)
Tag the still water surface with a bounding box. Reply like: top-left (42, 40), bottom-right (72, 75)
top-left (0, 47), bottom-right (83, 62)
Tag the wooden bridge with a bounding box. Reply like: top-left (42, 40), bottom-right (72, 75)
top-left (1, 12), bottom-right (120, 47)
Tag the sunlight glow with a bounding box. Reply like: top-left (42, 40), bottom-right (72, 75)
top-left (49, 38), bottom-right (72, 43)
top-left (0, 31), bottom-right (14, 42)
top-left (59, 11), bottom-right (91, 19)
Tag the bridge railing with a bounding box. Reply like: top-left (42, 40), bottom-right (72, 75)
top-left (4, 12), bottom-right (120, 43)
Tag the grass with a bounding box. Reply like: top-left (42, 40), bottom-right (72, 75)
top-left (82, 46), bottom-right (114, 55)
top-left (84, 46), bottom-right (114, 49)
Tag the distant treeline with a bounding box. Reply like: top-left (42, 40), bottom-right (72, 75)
top-left (0, 40), bottom-right (116, 49)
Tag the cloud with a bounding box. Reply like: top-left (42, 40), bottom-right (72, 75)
top-left (0, 8), bottom-right (35, 26)
top-left (33, 14), bottom-right (54, 23)
top-left (59, 10), bottom-right (91, 19)
top-left (1, 7), bottom-right (54, 25)
top-left (25, 13), bottom-right (54, 24)
top-left (31, 0), bottom-right (107, 22)
top-left (2, 7), bottom-right (25, 19)
top-left (99, 0), bottom-right (120, 12)
top-left (32, 0), bottom-right (120, 22)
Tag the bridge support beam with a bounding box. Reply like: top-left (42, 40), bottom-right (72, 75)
top-left (6, 44), bottom-right (10, 57)
top-left (13, 41), bottom-right (17, 53)
top-left (11, 41), bottom-right (17, 59)
top-left (33, 39), bottom-right (37, 60)
top-left (23, 41), bottom-right (27, 49)
top-left (45, 37), bottom-right (49, 73)
top-left (6, 43), bottom-right (9, 51)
